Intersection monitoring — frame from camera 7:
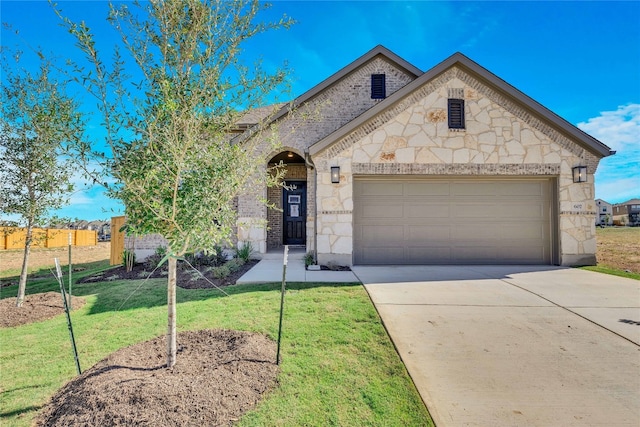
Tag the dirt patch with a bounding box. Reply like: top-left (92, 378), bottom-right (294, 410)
top-left (79, 259), bottom-right (258, 289)
top-left (596, 227), bottom-right (640, 273)
top-left (34, 329), bottom-right (279, 427)
top-left (0, 292), bottom-right (86, 328)
top-left (0, 242), bottom-right (111, 274)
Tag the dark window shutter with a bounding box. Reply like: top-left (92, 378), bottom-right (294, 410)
top-left (448, 98), bottom-right (465, 129)
top-left (371, 74), bottom-right (386, 99)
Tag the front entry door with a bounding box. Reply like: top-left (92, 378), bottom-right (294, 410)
top-left (283, 181), bottom-right (306, 245)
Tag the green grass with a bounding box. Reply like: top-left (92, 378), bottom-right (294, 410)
top-left (579, 265), bottom-right (640, 280)
top-left (0, 264), bottom-right (432, 427)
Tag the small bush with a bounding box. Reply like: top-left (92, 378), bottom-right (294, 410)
top-left (226, 258), bottom-right (245, 273)
top-left (304, 252), bottom-right (315, 267)
top-left (213, 265), bottom-right (231, 279)
top-left (235, 242), bottom-right (253, 262)
top-left (144, 246), bottom-right (167, 270)
top-left (122, 249), bottom-right (136, 272)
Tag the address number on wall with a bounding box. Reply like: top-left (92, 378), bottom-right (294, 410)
top-left (573, 203), bottom-right (584, 210)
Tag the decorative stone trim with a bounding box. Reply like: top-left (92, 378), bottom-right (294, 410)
top-left (317, 66), bottom-right (599, 169)
top-left (352, 163), bottom-right (561, 175)
top-left (320, 210), bottom-right (352, 215)
top-left (560, 211), bottom-right (597, 216)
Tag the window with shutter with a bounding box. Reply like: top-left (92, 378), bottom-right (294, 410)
top-left (448, 98), bottom-right (465, 129)
top-left (371, 74), bottom-right (386, 99)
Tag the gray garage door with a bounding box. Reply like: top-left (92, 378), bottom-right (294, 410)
top-left (353, 177), bottom-right (555, 265)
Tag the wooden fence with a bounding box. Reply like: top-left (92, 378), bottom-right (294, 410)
top-left (0, 227), bottom-right (98, 250)
top-left (110, 216), bottom-right (126, 265)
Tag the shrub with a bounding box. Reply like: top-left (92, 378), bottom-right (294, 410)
top-left (213, 265), bottom-right (231, 279)
top-left (144, 246), bottom-right (167, 270)
top-left (122, 249), bottom-right (136, 272)
top-left (304, 252), bottom-right (315, 267)
top-left (235, 242), bottom-right (253, 262)
top-left (226, 257), bottom-right (245, 273)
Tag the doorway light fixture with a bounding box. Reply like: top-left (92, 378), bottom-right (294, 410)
top-left (572, 166), bottom-right (587, 183)
top-left (331, 166), bottom-right (340, 184)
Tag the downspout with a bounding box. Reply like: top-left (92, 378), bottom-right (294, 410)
top-left (304, 149), bottom-right (317, 262)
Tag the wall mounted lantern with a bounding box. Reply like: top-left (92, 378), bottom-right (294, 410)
top-left (572, 166), bottom-right (587, 183)
top-left (331, 166), bottom-right (340, 184)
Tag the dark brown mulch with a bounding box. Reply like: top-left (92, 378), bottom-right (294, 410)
top-left (34, 329), bottom-right (279, 427)
top-left (78, 259), bottom-right (259, 289)
top-left (0, 292), bottom-right (86, 328)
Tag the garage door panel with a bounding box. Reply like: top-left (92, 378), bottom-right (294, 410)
top-left (360, 247), bottom-right (404, 264)
top-left (359, 225), bottom-right (404, 245)
top-left (406, 204), bottom-right (450, 218)
top-left (501, 203), bottom-right (547, 218)
top-left (453, 204), bottom-right (495, 218)
top-left (360, 182), bottom-right (404, 196)
top-left (360, 203), bottom-right (403, 219)
top-left (500, 224), bottom-right (546, 240)
top-left (452, 182), bottom-right (498, 196)
top-left (499, 245), bottom-right (546, 261)
top-left (406, 182), bottom-right (451, 196)
top-left (406, 225), bottom-right (451, 241)
top-left (406, 247), bottom-right (452, 263)
top-left (354, 178), bottom-right (554, 265)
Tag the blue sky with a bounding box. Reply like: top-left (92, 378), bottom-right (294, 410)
top-left (1, 0), bottom-right (639, 221)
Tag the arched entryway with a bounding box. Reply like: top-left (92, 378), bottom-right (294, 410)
top-left (266, 151), bottom-right (308, 249)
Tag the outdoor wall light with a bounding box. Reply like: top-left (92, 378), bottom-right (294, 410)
top-left (572, 166), bottom-right (587, 183)
top-left (331, 166), bottom-right (340, 184)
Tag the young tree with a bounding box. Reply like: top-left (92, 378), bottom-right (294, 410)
top-left (57, 0), bottom-right (293, 367)
top-left (0, 53), bottom-right (86, 307)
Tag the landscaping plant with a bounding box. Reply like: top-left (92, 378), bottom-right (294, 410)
top-left (55, 0), bottom-right (292, 367)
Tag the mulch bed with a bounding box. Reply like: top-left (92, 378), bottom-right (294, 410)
top-left (6, 260), bottom-right (280, 426)
top-left (0, 292), bottom-right (86, 328)
top-left (34, 329), bottom-right (279, 427)
top-left (78, 259), bottom-right (259, 289)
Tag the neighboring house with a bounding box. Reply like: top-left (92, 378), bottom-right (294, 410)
top-left (613, 199), bottom-right (640, 226)
top-left (595, 199), bottom-right (613, 226)
top-left (127, 45), bottom-right (614, 266)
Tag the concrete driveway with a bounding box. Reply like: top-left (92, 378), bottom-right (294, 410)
top-left (353, 266), bottom-right (640, 427)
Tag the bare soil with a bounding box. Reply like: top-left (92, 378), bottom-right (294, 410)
top-left (78, 259), bottom-right (258, 289)
top-left (0, 292), bottom-right (86, 328)
top-left (0, 242), bottom-right (111, 274)
top-left (34, 329), bottom-right (279, 427)
top-left (596, 227), bottom-right (640, 273)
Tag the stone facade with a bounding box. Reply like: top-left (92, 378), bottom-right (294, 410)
top-left (237, 47), bottom-right (610, 266)
top-left (312, 68), bottom-right (600, 266)
top-left (238, 55), bottom-right (418, 257)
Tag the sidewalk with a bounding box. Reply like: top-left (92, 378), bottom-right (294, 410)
top-left (236, 248), bottom-right (360, 284)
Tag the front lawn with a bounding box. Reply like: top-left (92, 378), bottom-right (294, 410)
top-left (0, 265), bottom-right (432, 426)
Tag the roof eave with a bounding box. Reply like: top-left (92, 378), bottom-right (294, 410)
top-left (310, 52), bottom-right (613, 159)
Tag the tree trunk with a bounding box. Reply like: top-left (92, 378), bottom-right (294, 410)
top-left (16, 226), bottom-right (33, 307)
top-left (166, 256), bottom-right (177, 368)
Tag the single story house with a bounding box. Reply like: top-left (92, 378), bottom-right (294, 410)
top-left (234, 45), bottom-right (613, 266)
top-left (123, 45), bottom-right (613, 266)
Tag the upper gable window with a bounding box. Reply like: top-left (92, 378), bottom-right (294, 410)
top-left (371, 74), bottom-right (386, 99)
top-left (448, 98), bottom-right (465, 129)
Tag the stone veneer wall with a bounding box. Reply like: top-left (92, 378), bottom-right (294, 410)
top-left (313, 67), bottom-right (600, 266)
top-left (125, 233), bottom-right (168, 262)
top-left (238, 57), bottom-right (417, 255)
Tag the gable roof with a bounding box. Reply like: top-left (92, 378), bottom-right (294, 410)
top-left (233, 45), bottom-right (423, 144)
top-left (268, 45), bottom-right (423, 125)
top-left (309, 51), bottom-right (613, 158)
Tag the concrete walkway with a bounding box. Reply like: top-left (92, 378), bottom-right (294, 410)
top-left (236, 249), bottom-right (359, 284)
top-left (354, 265), bottom-right (640, 427)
